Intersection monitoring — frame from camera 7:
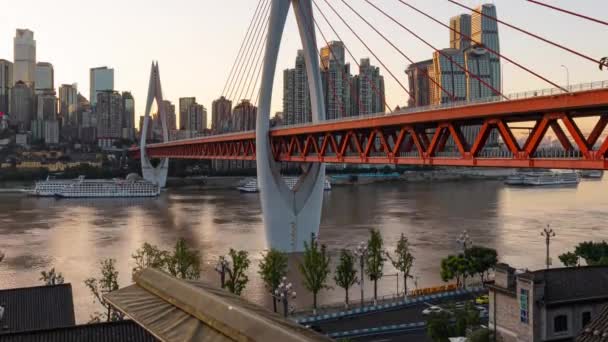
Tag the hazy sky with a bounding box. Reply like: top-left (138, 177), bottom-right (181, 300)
top-left (2, 0), bottom-right (607, 129)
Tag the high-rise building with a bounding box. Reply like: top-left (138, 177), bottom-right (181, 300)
top-left (59, 84), bottom-right (78, 125)
top-left (283, 50), bottom-right (312, 125)
top-left (232, 100), bottom-right (256, 132)
top-left (464, 47), bottom-right (493, 100)
top-left (430, 49), bottom-right (467, 105)
top-left (89, 67), bottom-right (114, 107)
top-left (211, 96), bottom-right (232, 133)
top-left (121, 92), bottom-right (135, 140)
top-left (96, 90), bottom-right (122, 139)
top-left (354, 58), bottom-right (385, 116)
top-left (405, 59), bottom-right (433, 108)
top-left (0, 60), bottom-right (12, 115)
top-left (162, 100), bottom-right (176, 132)
top-left (179, 97), bottom-right (195, 130)
top-left (472, 3), bottom-right (500, 92)
top-left (36, 92), bottom-right (57, 121)
top-left (10, 81), bottom-right (34, 131)
top-left (450, 14), bottom-right (472, 50)
top-left (321, 41), bottom-right (351, 120)
top-left (186, 103), bottom-right (206, 132)
top-left (35, 62), bottom-right (54, 93)
top-left (13, 29), bottom-right (36, 87)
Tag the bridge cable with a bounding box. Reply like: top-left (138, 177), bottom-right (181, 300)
top-left (312, 0), bottom-right (393, 112)
top-left (448, 0), bottom-right (603, 67)
top-left (222, 0), bottom-right (266, 98)
top-left (399, 0), bottom-right (567, 93)
top-left (365, 0), bottom-right (508, 100)
top-left (248, 33), bottom-right (267, 103)
top-left (526, 0), bottom-right (608, 27)
top-left (240, 9), bottom-right (271, 103)
top-left (227, 0), bottom-right (271, 102)
top-left (340, 0), bottom-right (456, 102)
top-left (298, 0), bottom-right (349, 119)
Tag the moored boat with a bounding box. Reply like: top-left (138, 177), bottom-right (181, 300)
top-left (237, 177), bottom-right (332, 193)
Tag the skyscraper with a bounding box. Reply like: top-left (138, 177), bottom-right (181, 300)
top-left (35, 62), bottom-right (54, 93)
top-left (90, 67), bottom-right (114, 107)
top-left (450, 14), bottom-right (472, 50)
top-left (321, 41), bottom-right (351, 120)
top-left (13, 29), bottom-right (36, 86)
top-left (405, 59), bottom-right (433, 107)
top-left (59, 84), bottom-right (78, 125)
top-left (179, 97), bottom-right (195, 130)
top-left (0, 60), bottom-right (13, 115)
top-left (10, 81), bottom-right (34, 130)
top-left (283, 50), bottom-right (311, 125)
top-left (465, 47), bottom-right (493, 100)
top-left (121, 91), bottom-right (135, 140)
top-left (96, 90), bottom-right (122, 139)
top-left (354, 58), bottom-right (385, 116)
top-left (472, 4), bottom-right (501, 92)
top-left (430, 49), bottom-right (467, 104)
top-left (186, 103), bottom-right (206, 132)
top-left (211, 96), bottom-right (232, 133)
top-left (161, 100), bottom-right (176, 132)
top-left (232, 100), bottom-right (256, 132)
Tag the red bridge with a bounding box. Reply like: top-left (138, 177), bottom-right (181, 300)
top-left (132, 83), bottom-right (608, 170)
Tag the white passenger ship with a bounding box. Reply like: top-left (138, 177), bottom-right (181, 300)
top-left (577, 170), bottom-right (604, 179)
top-left (237, 177), bottom-right (332, 193)
top-left (31, 174), bottom-right (160, 198)
top-left (505, 170), bottom-right (580, 186)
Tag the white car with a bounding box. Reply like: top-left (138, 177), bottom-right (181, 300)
top-left (422, 305), bottom-right (443, 315)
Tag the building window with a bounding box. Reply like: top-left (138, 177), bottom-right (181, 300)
top-left (520, 289), bottom-right (529, 324)
top-left (582, 312), bottom-right (592, 327)
top-left (554, 315), bottom-right (568, 333)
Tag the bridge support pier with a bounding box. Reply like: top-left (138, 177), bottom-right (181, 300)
top-left (140, 62), bottom-right (169, 188)
top-left (256, 0), bottom-right (327, 252)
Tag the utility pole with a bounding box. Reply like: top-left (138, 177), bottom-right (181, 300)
top-left (214, 256), bottom-right (229, 288)
top-left (354, 241), bottom-right (368, 308)
top-left (541, 225), bottom-right (556, 269)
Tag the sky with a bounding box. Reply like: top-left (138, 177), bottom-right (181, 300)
top-left (1, 0), bottom-right (607, 130)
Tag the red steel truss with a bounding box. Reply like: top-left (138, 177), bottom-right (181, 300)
top-left (132, 87), bottom-right (608, 170)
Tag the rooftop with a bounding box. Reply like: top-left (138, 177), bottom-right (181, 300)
top-left (577, 304), bottom-right (608, 342)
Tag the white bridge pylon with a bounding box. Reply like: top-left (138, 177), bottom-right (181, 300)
top-left (257, 0), bottom-right (326, 252)
top-left (140, 62), bottom-right (169, 188)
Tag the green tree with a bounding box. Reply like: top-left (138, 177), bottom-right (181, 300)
top-left (298, 233), bottom-right (331, 311)
top-left (131, 242), bottom-right (169, 276)
top-left (334, 249), bottom-right (358, 308)
top-left (465, 246), bottom-right (497, 284)
top-left (225, 249), bottom-right (250, 296)
top-left (574, 241), bottom-right (608, 265)
top-left (84, 259), bottom-right (122, 323)
top-left (40, 268), bottom-right (65, 285)
top-left (387, 233), bottom-right (415, 297)
top-left (440, 255), bottom-right (470, 288)
top-left (453, 302), bottom-right (481, 336)
top-left (559, 251), bottom-right (579, 267)
top-left (258, 249), bottom-right (288, 313)
top-left (468, 328), bottom-right (491, 342)
top-left (366, 229), bottom-right (386, 301)
top-left (427, 311), bottom-right (452, 342)
top-left (166, 238), bottom-right (201, 280)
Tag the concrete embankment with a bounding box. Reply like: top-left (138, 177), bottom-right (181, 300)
top-left (166, 176), bottom-right (244, 190)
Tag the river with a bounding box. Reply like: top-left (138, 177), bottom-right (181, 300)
top-left (1, 178), bottom-right (607, 322)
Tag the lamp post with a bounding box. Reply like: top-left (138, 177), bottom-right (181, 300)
top-left (273, 276), bottom-right (296, 317)
top-left (456, 230), bottom-right (472, 253)
top-left (214, 256), bottom-right (229, 289)
top-left (354, 241), bottom-right (368, 308)
top-left (561, 65), bottom-right (570, 90)
top-left (541, 225), bottom-right (556, 269)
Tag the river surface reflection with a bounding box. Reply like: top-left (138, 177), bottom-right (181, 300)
top-left (1, 179), bottom-right (608, 322)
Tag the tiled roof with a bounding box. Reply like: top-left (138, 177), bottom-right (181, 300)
top-left (529, 266), bottom-right (608, 305)
top-left (0, 320), bottom-right (158, 342)
top-left (0, 284), bottom-right (75, 334)
top-left (577, 305), bottom-right (608, 342)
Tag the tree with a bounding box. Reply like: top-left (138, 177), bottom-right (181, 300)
top-left (387, 233), bottom-right (415, 297)
top-left (40, 268), bottom-right (65, 285)
top-left (453, 302), bottom-right (481, 336)
top-left (84, 259), bottom-right (121, 323)
top-left (559, 251), bottom-right (579, 267)
top-left (574, 241), bottom-right (608, 265)
top-left (426, 311), bottom-right (452, 342)
top-left (166, 238), bottom-right (201, 280)
top-left (440, 255), bottom-right (470, 288)
top-left (366, 229), bottom-right (386, 301)
top-left (465, 246), bottom-right (497, 284)
top-left (258, 249), bottom-right (288, 313)
top-left (298, 233), bottom-right (331, 311)
top-left (468, 328), bottom-right (491, 342)
top-left (131, 242), bottom-right (169, 276)
top-left (334, 249), bottom-right (358, 308)
top-left (225, 249), bottom-right (250, 296)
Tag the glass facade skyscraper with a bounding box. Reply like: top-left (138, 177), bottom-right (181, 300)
top-left (89, 66), bottom-right (114, 107)
top-left (13, 29), bottom-right (36, 87)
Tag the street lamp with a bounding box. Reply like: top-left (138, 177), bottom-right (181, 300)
top-left (561, 65), bottom-right (570, 90)
top-left (456, 230), bottom-right (472, 253)
top-left (214, 256), bottom-right (230, 289)
top-left (541, 225), bottom-right (556, 269)
top-left (354, 241), bottom-right (368, 308)
top-left (273, 276), bottom-right (296, 317)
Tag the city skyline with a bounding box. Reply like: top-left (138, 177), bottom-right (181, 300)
top-left (1, 0), bottom-right (606, 128)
